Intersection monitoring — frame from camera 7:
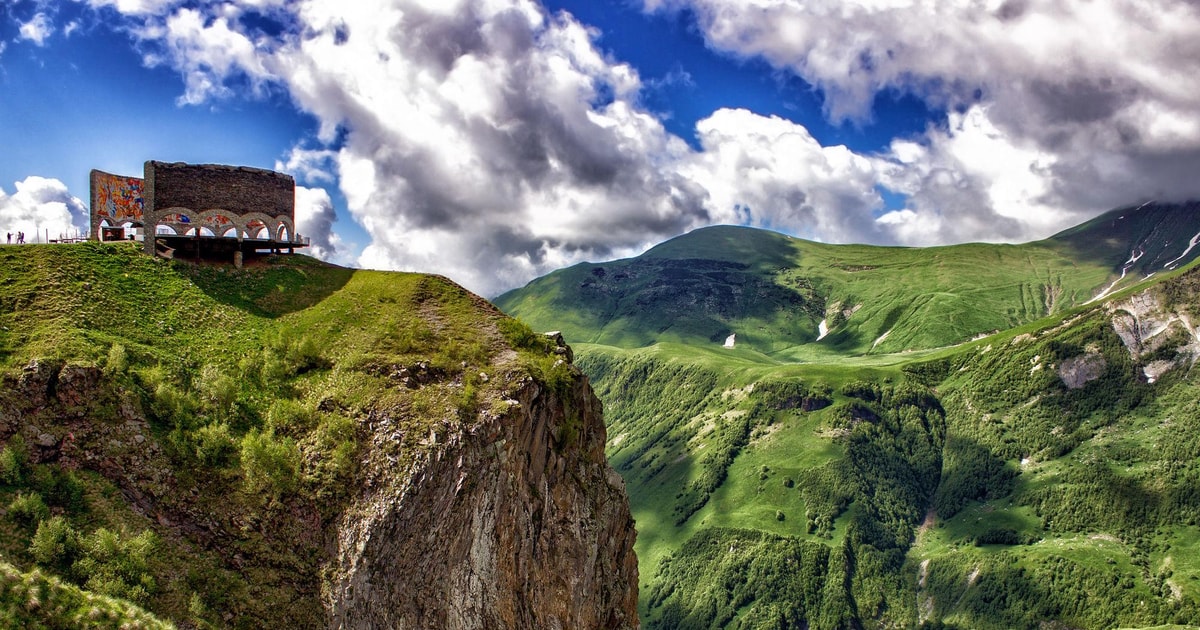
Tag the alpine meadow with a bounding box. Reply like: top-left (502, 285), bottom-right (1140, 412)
top-left (497, 202), bottom-right (1200, 629)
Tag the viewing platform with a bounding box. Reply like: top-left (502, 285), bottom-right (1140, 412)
top-left (152, 233), bottom-right (310, 264)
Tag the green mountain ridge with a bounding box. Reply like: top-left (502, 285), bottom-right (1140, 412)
top-left (496, 201), bottom-right (1200, 358)
top-left (499, 201), bottom-right (1200, 629)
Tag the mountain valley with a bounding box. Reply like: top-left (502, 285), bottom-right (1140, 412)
top-left (498, 202), bottom-right (1200, 629)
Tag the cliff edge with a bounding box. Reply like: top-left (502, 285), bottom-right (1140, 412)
top-left (330, 335), bottom-right (637, 628)
top-left (0, 244), bottom-right (638, 628)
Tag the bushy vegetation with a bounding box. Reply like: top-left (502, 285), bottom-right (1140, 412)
top-left (0, 559), bottom-right (173, 629)
top-left (29, 517), bottom-right (159, 604)
top-left (646, 528), bottom-right (833, 628)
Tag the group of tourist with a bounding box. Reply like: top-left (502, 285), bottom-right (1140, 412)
top-left (6, 232), bottom-right (24, 244)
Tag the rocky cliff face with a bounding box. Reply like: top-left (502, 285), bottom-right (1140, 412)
top-left (328, 348), bottom-right (639, 629)
top-left (0, 345), bottom-right (638, 629)
top-left (1108, 282), bottom-right (1200, 382)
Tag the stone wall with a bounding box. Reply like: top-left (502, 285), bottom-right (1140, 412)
top-left (145, 161), bottom-right (293, 218)
top-left (141, 161), bottom-right (297, 254)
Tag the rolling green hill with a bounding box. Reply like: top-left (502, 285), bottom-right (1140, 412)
top-left (495, 201), bottom-right (1200, 358)
top-left (499, 202), bottom-right (1200, 629)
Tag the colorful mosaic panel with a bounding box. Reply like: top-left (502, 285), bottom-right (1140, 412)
top-left (92, 172), bottom-right (144, 221)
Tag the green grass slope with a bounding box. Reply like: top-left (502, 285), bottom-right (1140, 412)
top-left (0, 242), bottom-right (572, 627)
top-left (0, 560), bottom-right (174, 629)
top-left (572, 271), bottom-right (1200, 629)
top-left (496, 202), bottom-right (1200, 357)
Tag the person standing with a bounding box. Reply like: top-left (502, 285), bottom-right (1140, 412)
top-left (5, 233), bottom-right (9, 244)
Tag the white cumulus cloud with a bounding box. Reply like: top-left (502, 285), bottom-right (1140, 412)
top-left (646, 0), bottom-right (1200, 237)
top-left (0, 177), bottom-right (89, 243)
top-left (682, 108), bottom-right (884, 242)
top-left (293, 185), bottom-right (340, 261)
top-left (18, 12), bottom-right (54, 45)
top-left (82, 0), bottom-right (184, 16)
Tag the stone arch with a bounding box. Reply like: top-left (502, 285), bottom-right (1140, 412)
top-left (280, 216), bottom-right (296, 242)
top-left (240, 212), bottom-right (284, 241)
top-left (244, 219), bottom-right (270, 240)
top-left (195, 209), bottom-right (240, 238)
top-left (154, 208), bottom-right (196, 236)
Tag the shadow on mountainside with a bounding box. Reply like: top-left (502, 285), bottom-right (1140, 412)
top-left (1047, 201), bottom-right (1200, 275)
top-left (181, 254), bottom-right (355, 318)
top-left (568, 257), bottom-right (823, 349)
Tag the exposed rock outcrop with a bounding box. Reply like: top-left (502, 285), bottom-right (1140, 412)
top-left (1, 360), bottom-right (175, 512)
top-left (328, 358), bottom-right (639, 629)
top-left (1058, 353), bottom-right (1106, 389)
top-left (1109, 288), bottom-right (1200, 382)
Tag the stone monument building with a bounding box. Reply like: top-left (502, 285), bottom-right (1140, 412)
top-left (90, 161), bottom-right (306, 262)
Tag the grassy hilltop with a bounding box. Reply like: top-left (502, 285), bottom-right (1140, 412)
top-left (499, 202), bottom-right (1200, 629)
top-left (0, 242), bottom-right (577, 627)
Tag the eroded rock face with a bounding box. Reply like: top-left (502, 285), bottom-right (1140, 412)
top-left (327, 363), bottom-right (639, 629)
top-left (1109, 288), bottom-right (1200, 382)
top-left (1058, 353), bottom-right (1106, 389)
top-left (1, 360), bottom-right (176, 521)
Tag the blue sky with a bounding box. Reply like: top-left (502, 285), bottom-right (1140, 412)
top-left (2, 0), bottom-right (1200, 295)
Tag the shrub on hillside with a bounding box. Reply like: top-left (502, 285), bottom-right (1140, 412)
top-left (30, 516), bottom-right (81, 573)
top-left (198, 364), bottom-right (238, 416)
top-left (973, 528), bottom-right (1034, 546)
top-left (192, 422), bottom-right (237, 467)
top-left (498, 318), bottom-right (555, 354)
top-left (240, 428), bottom-right (300, 498)
top-left (303, 412), bottom-right (359, 502)
top-left (104, 343), bottom-right (128, 376)
top-left (73, 527), bottom-right (158, 603)
top-left (8, 492), bottom-right (49, 529)
top-left (29, 518), bottom-right (159, 605)
top-left (267, 399), bottom-right (317, 437)
top-left (0, 434), bottom-right (29, 485)
top-left (30, 466), bottom-right (86, 513)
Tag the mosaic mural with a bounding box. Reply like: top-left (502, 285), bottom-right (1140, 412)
top-left (92, 172), bottom-right (144, 222)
